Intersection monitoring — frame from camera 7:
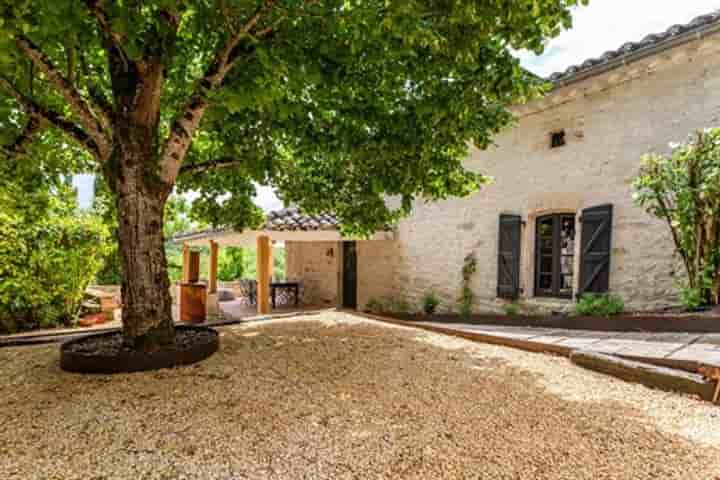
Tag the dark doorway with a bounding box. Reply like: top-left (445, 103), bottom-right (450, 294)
top-left (342, 241), bottom-right (358, 309)
top-left (535, 214), bottom-right (576, 298)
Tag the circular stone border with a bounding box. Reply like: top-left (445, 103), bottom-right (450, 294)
top-left (60, 325), bottom-right (219, 374)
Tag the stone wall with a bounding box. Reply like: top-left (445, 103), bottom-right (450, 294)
top-left (285, 241), bottom-right (340, 307)
top-left (277, 37), bottom-right (720, 313)
top-left (356, 240), bottom-right (401, 310)
top-left (391, 35), bottom-right (720, 312)
top-left (283, 240), bottom-right (400, 310)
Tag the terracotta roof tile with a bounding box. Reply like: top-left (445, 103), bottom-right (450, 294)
top-left (264, 207), bottom-right (339, 231)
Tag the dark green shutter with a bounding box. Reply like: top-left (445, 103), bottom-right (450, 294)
top-left (579, 204), bottom-right (613, 295)
top-left (497, 214), bottom-right (522, 300)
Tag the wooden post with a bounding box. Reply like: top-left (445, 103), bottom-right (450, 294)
top-left (182, 245), bottom-right (191, 283)
top-left (188, 251), bottom-right (200, 283)
top-left (209, 240), bottom-right (218, 294)
top-left (267, 241), bottom-right (274, 281)
top-left (257, 235), bottom-right (271, 314)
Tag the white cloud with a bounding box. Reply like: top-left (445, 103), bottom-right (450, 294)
top-left (520, 1), bottom-right (720, 77)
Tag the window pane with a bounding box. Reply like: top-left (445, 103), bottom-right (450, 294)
top-left (540, 238), bottom-right (553, 254)
top-left (538, 274), bottom-right (552, 290)
top-left (560, 216), bottom-right (576, 254)
top-left (538, 218), bottom-right (553, 237)
top-left (539, 256), bottom-right (553, 274)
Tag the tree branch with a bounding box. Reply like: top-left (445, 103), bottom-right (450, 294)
top-left (159, 1), bottom-right (274, 185)
top-left (82, 0), bottom-right (129, 68)
top-left (0, 75), bottom-right (102, 160)
top-left (179, 157), bottom-right (245, 175)
top-left (14, 35), bottom-right (111, 159)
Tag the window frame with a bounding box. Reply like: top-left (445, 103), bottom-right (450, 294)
top-left (534, 213), bottom-right (576, 299)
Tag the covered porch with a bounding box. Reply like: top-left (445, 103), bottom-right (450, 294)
top-left (173, 208), bottom-right (396, 321)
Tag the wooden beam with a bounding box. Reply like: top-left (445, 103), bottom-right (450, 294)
top-left (571, 350), bottom-right (717, 402)
top-left (256, 235), bottom-right (271, 314)
top-left (209, 240), bottom-right (218, 294)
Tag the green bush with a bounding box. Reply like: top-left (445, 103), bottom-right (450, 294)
top-left (502, 303), bottom-right (520, 317)
top-left (633, 128), bottom-right (720, 308)
top-left (365, 298), bottom-right (385, 314)
top-left (0, 191), bottom-right (109, 333)
top-left (422, 290), bottom-right (440, 315)
top-left (574, 293), bottom-right (625, 317)
top-left (218, 247), bottom-right (246, 281)
top-left (458, 253), bottom-right (477, 317)
top-left (365, 296), bottom-right (409, 315)
top-left (388, 297), bottom-right (410, 314)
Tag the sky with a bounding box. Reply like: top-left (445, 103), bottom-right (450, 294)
top-left (73, 1), bottom-right (720, 210)
top-left (518, 1), bottom-right (720, 77)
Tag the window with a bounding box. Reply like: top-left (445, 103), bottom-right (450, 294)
top-left (535, 214), bottom-right (576, 298)
top-left (550, 130), bottom-right (566, 148)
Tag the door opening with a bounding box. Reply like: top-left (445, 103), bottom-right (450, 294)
top-left (342, 241), bottom-right (358, 309)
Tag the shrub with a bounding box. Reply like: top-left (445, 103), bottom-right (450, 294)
top-left (502, 303), bottom-right (520, 317)
top-left (365, 298), bottom-right (385, 314)
top-left (0, 189), bottom-right (110, 333)
top-left (422, 290), bottom-right (440, 315)
top-left (633, 128), bottom-right (720, 308)
top-left (218, 247), bottom-right (246, 281)
top-left (388, 297), bottom-right (410, 314)
top-left (458, 253), bottom-right (477, 317)
top-left (365, 296), bottom-right (410, 315)
top-left (575, 293), bottom-right (625, 317)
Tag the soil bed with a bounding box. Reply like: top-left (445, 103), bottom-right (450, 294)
top-left (60, 325), bottom-right (219, 374)
top-left (389, 312), bottom-right (720, 333)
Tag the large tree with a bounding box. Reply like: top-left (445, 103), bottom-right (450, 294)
top-left (0, 0), bottom-right (584, 349)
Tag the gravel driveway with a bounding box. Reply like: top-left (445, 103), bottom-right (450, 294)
top-left (1, 312), bottom-right (718, 479)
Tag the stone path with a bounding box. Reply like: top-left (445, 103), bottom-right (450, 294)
top-left (410, 322), bottom-right (720, 368)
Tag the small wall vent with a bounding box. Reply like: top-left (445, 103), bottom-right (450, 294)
top-left (550, 130), bottom-right (566, 149)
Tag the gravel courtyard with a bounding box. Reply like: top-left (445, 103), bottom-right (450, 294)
top-left (1, 312), bottom-right (719, 479)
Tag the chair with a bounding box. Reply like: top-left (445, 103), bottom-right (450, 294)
top-left (238, 279), bottom-right (257, 306)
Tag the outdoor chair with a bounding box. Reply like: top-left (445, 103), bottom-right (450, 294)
top-left (238, 279), bottom-right (257, 306)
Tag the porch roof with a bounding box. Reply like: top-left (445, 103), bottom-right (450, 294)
top-left (171, 207), bottom-right (394, 247)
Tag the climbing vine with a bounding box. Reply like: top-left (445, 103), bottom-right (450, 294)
top-left (459, 253), bottom-right (478, 317)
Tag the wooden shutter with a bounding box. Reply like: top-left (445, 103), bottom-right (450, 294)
top-left (497, 214), bottom-right (522, 300)
top-left (579, 204), bottom-right (613, 295)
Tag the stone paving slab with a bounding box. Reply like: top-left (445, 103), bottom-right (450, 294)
top-left (698, 334), bottom-right (720, 346)
top-left (668, 342), bottom-right (720, 365)
top-left (554, 337), bottom-right (608, 349)
top-left (415, 322), bottom-right (720, 368)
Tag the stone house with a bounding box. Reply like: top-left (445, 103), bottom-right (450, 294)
top-left (179, 12), bottom-right (720, 315)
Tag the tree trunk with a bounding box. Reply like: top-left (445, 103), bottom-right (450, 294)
top-left (109, 110), bottom-right (174, 349)
top-left (111, 154), bottom-right (174, 349)
top-left (105, 57), bottom-right (175, 350)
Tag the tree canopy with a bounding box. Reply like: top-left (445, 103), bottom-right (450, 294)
top-left (0, 0), bottom-right (586, 346)
top-left (1, 0), bottom-right (584, 234)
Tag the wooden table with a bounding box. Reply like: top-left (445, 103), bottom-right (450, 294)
top-left (270, 282), bottom-right (300, 308)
